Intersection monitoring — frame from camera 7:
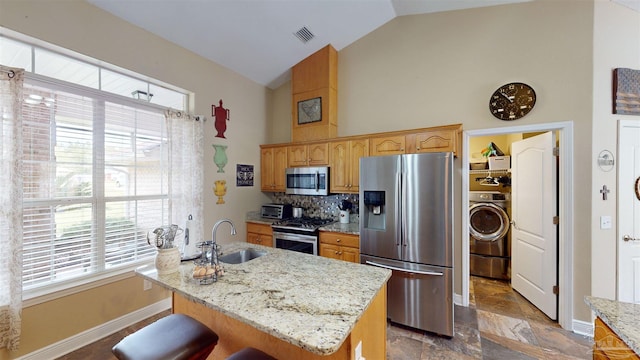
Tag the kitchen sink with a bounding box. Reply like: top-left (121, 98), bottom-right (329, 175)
top-left (218, 248), bottom-right (267, 264)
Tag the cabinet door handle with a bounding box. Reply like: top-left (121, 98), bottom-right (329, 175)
top-left (336, 238), bottom-right (341, 242)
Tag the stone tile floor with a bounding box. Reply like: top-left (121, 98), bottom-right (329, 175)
top-left (387, 276), bottom-right (593, 359)
top-left (57, 276), bottom-right (593, 360)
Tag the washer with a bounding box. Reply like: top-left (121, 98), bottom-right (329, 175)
top-left (469, 191), bottom-right (511, 280)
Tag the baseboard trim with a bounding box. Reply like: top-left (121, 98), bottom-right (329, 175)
top-left (16, 297), bottom-right (171, 360)
top-left (572, 319), bottom-right (594, 338)
top-left (453, 292), bottom-right (463, 306)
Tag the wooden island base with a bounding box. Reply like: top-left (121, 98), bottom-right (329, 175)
top-left (172, 284), bottom-right (387, 360)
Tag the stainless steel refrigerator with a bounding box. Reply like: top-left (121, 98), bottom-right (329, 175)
top-left (359, 152), bottom-right (453, 337)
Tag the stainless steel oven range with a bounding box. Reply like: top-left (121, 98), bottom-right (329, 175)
top-left (271, 217), bottom-right (333, 255)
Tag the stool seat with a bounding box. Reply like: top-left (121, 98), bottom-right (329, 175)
top-left (226, 347), bottom-right (276, 360)
top-left (112, 313), bottom-right (219, 360)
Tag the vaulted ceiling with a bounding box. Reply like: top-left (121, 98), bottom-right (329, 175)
top-left (87, 0), bottom-right (638, 89)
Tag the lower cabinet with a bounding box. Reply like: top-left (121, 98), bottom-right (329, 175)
top-left (593, 317), bottom-right (640, 360)
top-left (319, 232), bottom-right (359, 263)
top-left (246, 222), bottom-right (273, 247)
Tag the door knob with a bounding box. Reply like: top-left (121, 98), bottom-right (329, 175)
top-left (623, 235), bottom-right (639, 242)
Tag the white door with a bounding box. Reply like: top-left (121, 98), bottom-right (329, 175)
top-left (618, 120), bottom-right (640, 303)
top-left (511, 131), bottom-right (558, 319)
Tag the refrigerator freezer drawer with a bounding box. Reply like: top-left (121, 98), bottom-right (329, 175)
top-left (362, 255), bottom-right (453, 337)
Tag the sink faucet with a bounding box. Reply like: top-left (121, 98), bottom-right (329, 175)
top-left (211, 219), bottom-right (237, 264)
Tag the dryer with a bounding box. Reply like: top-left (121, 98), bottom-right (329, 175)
top-left (469, 191), bottom-right (511, 280)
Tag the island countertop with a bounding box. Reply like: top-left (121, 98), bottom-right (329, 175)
top-left (585, 296), bottom-right (640, 355)
top-left (136, 242), bottom-right (391, 356)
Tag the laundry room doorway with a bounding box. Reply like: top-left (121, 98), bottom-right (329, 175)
top-left (461, 122), bottom-right (574, 330)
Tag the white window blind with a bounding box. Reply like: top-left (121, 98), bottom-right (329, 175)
top-left (22, 82), bottom-right (168, 291)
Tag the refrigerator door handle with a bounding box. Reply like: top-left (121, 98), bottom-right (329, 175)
top-left (365, 261), bottom-right (444, 276)
top-left (401, 170), bottom-right (407, 247)
top-left (396, 171), bottom-right (402, 247)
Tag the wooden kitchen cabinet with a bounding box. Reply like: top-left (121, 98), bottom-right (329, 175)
top-left (369, 125), bottom-right (462, 157)
top-left (246, 222), bottom-right (273, 247)
top-left (319, 232), bottom-right (360, 263)
top-left (260, 145), bottom-right (288, 192)
top-left (369, 135), bottom-right (406, 156)
top-left (288, 142), bottom-right (329, 167)
top-left (329, 138), bottom-right (368, 193)
top-left (593, 317), bottom-right (640, 360)
top-left (406, 128), bottom-right (460, 155)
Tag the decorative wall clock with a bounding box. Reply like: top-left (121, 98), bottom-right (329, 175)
top-left (489, 82), bottom-right (536, 121)
top-left (297, 97), bottom-right (322, 124)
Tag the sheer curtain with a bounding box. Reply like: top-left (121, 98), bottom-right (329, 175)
top-left (166, 110), bottom-right (205, 248)
top-left (0, 66), bottom-right (24, 351)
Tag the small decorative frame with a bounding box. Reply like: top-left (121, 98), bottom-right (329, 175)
top-left (236, 164), bottom-right (254, 187)
top-left (297, 97), bottom-right (322, 124)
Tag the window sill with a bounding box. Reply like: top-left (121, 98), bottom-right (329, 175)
top-left (23, 260), bottom-right (154, 308)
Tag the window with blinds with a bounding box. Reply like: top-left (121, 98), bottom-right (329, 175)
top-left (22, 82), bottom-right (169, 291)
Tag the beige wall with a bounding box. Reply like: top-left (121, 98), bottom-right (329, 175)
top-left (592, 2), bottom-right (640, 299)
top-left (272, 1), bottom-right (599, 322)
top-left (1, 1), bottom-right (271, 358)
top-left (1, 0), bottom-right (637, 356)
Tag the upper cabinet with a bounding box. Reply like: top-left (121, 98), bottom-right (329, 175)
top-left (369, 135), bottom-right (406, 156)
top-left (288, 143), bottom-right (329, 167)
top-left (259, 124), bottom-right (462, 192)
top-left (260, 145), bottom-right (288, 192)
top-left (329, 138), bottom-right (369, 193)
top-left (370, 124), bottom-right (462, 157)
top-left (408, 129), bottom-right (460, 154)
top-left (291, 45), bottom-right (338, 143)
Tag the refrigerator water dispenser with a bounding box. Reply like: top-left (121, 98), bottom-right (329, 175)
top-left (363, 191), bottom-right (386, 229)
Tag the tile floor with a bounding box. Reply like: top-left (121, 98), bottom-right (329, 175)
top-left (387, 276), bottom-right (593, 359)
top-left (57, 276), bottom-right (593, 360)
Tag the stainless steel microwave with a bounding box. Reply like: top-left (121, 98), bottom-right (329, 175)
top-left (285, 167), bottom-right (329, 196)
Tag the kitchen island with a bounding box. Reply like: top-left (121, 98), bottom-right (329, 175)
top-left (585, 296), bottom-right (640, 359)
top-left (136, 242), bottom-right (391, 359)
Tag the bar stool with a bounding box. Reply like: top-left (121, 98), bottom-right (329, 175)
top-left (112, 313), bottom-right (219, 360)
top-left (226, 347), bottom-right (276, 360)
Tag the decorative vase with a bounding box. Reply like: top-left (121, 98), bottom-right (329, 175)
top-left (212, 144), bottom-right (228, 173)
top-left (213, 180), bottom-right (227, 204)
top-left (155, 247), bottom-right (181, 275)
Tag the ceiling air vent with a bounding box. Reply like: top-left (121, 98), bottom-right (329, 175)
top-left (294, 26), bottom-right (315, 43)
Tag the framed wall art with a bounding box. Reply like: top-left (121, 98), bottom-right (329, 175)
top-left (613, 68), bottom-right (640, 115)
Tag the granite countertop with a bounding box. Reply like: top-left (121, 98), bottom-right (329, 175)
top-left (245, 211), bottom-right (361, 235)
top-left (319, 222), bottom-right (360, 235)
top-left (245, 211), bottom-right (276, 225)
top-left (136, 242), bottom-right (390, 355)
top-left (585, 296), bottom-right (640, 354)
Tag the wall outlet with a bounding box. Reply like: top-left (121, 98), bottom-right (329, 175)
top-left (143, 279), bottom-right (152, 291)
top-left (600, 215), bottom-right (612, 230)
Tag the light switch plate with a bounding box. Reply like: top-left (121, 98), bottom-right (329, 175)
top-left (600, 215), bottom-right (612, 230)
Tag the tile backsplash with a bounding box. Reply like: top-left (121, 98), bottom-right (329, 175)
top-left (269, 193), bottom-right (359, 222)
